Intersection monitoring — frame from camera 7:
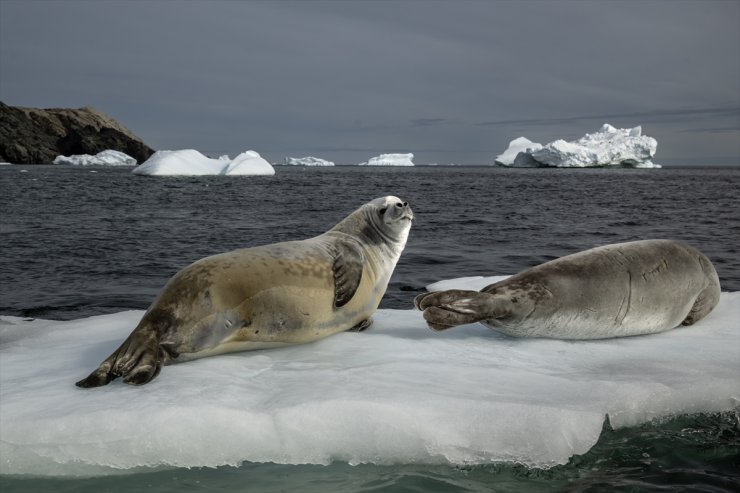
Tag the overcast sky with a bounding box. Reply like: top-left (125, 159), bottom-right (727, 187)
top-left (1, 0), bottom-right (738, 165)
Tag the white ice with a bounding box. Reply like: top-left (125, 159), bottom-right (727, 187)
top-left (496, 124), bottom-right (660, 168)
top-left (281, 157), bottom-right (335, 166)
top-left (358, 153), bottom-right (415, 166)
top-left (0, 276), bottom-right (737, 477)
top-left (494, 137), bottom-right (542, 167)
top-left (132, 150), bottom-right (275, 176)
top-left (53, 150), bottom-right (137, 166)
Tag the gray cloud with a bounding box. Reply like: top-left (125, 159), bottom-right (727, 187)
top-left (0, 0), bottom-right (738, 165)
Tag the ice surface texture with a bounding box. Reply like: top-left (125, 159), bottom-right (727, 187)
top-left (131, 150), bottom-right (275, 176)
top-left (0, 276), bottom-right (737, 476)
top-left (496, 124), bottom-right (660, 168)
top-left (53, 150), bottom-right (137, 166)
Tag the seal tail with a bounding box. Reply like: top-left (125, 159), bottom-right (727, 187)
top-left (76, 327), bottom-right (167, 388)
top-left (414, 290), bottom-right (509, 331)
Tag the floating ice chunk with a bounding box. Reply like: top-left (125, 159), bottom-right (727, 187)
top-left (494, 137), bottom-right (543, 166)
top-left (132, 149), bottom-right (275, 176)
top-left (282, 156), bottom-right (335, 166)
top-left (222, 151), bottom-right (276, 175)
top-left (1, 277), bottom-right (737, 476)
top-left (53, 150), bottom-right (137, 166)
top-left (496, 125), bottom-right (660, 168)
top-left (358, 153), bottom-right (415, 166)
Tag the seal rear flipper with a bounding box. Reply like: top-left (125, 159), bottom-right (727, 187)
top-left (414, 290), bottom-right (511, 331)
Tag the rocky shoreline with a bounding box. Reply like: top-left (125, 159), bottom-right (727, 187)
top-left (0, 102), bottom-right (153, 164)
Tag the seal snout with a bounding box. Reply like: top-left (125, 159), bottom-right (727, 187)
top-left (397, 201), bottom-right (414, 221)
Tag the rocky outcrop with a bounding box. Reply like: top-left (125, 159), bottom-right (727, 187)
top-left (0, 101), bottom-right (154, 164)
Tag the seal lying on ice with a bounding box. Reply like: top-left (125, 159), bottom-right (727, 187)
top-left (77, 196), bottom-right (413, 387)
top-left (415, 240), bottom-right (720, 339)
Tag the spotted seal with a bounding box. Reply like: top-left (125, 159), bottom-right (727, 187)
top-left (415, 240), bottom-right (720, 339)
top-left (77, 196), bottom-right (413, 387)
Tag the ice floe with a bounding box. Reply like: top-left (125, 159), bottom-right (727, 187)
top-left (132, 150), bottom-right (275, 176)
top-left (53, 150), bottom-right (137, 166)
top-left (495, 124), bottom-right (660, 168)
top-left (0, 276), bottom-right (737, 476)
top-left (358, 153), bottom-right (415, 166)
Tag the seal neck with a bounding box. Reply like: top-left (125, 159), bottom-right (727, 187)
top-left (330, 208), bottom-right (408, 253)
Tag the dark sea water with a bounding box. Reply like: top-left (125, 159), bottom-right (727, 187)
top-left (1, 165), bottom-right (739, 491)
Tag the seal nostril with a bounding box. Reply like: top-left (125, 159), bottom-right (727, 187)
top-left (395, 202), bottom-right (403, 208)
top-left (403, 202), bottom-right (408, 207)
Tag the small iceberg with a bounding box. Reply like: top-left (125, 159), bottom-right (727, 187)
top-left (495, 124), bottom-right (660, 168)
top-left (358, 153), bottom-right (415, 166)
top-left (53, 150), bottom-right (137, 166)
top-left (282, 156), bottom-right (335, 166)
top-left (132, 150), bottom-right (275, 176)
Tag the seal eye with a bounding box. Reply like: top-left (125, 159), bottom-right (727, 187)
top-left (378, 207), bottom-right (387, 216)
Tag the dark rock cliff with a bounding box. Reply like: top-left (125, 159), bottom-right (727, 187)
top-left (0, 102), bottom-right (154, 164)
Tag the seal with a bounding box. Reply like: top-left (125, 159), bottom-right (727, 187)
top-left (76, 196), bottom-right (413, 387)
top-left (415, 239), bottom-right (720, 339)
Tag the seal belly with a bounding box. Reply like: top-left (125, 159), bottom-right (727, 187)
top-left (172, 257), bottom-right (383, 360)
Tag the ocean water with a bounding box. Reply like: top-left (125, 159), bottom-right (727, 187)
top-left (1, 165), bottom-right (739, 491)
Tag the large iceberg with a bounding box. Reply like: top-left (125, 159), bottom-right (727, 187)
top-left (53, 150), bottom-right (137, 166)
top-left (0, 275), bottom-right (737, 477)
top-left (358, 153), bottom-right (415, 166)
top-left (132, 150), bottom-right (275, 176)
top-left (282, 156), bottom-right (335, 166)
top-left (496, 125), bottom-right (660, 168)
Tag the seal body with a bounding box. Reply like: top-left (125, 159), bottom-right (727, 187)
top-left (415, 240), bottom-right (720, 339)
top-left (77, 196), bottom-right (413, 387)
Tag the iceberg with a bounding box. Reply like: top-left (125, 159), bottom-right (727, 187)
top-left (358, 153), bottom-right (415, 166)
top-left (494, 137), bottom-right (542, 167)
top-left (132, 150), bottom-right (275, 176)
top-left (53, 150), bottom-right (137, 166)
top-left (496, 124), bottom-right (660, 168)
top-left (1, 275), bottom-right (737, 477)
top-left (282, 157), bottom-right (335, 166)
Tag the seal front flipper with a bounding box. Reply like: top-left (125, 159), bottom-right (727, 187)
top-left (75, 350), bottom-right (119, 388)
top-left (76, 327), bottom-right (167, 388)
top-left (347, 317), bottom-right (373, 332)
top-left (414, 290), bottom-right (511, 331)
top-left (331, 237), bottom-right (364, 308)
